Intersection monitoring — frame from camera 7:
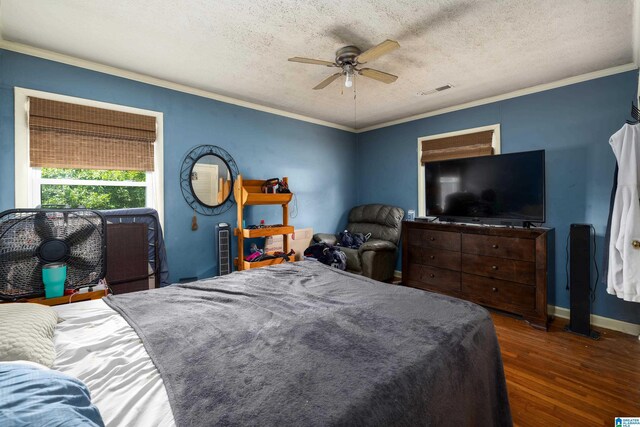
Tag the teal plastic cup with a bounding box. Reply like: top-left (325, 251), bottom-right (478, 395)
top-left (42, 263), bottom-right (67, 298)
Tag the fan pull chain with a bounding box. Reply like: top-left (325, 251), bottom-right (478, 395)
top-left (353, 74), bottom-right (357, 129)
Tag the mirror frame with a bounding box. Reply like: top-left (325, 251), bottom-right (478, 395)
top-left (180, 145), bottom-right (239, 215)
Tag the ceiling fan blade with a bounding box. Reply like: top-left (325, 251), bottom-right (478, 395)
top-left (288, 57), bottom-right (336, 67)
top-left (356, 39), bottom-right (400, 64)
top-left (358, 68), bottom-right (398, 84)
top-left (313, 73), bottom-right (343, 90)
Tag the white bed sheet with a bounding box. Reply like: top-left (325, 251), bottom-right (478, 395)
top-left (53, 299), bottom-right (175, 427)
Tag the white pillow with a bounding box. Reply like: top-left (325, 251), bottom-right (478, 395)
top-left (0, 303), bottom-right (59, 367)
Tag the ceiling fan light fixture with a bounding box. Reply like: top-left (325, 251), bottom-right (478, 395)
top-left (290, 39), bottom-right (400, 90)
top-left (345, 72), bottom-right (353, 88)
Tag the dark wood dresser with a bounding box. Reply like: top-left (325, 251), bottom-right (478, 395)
top-left (401, 221), bottom-right (551, 329)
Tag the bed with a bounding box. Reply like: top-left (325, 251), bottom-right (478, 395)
top-left (50, 261), bottom-right (511, 426)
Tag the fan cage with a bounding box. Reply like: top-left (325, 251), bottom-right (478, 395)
top-left (0, 209), bottom-right (107, 300)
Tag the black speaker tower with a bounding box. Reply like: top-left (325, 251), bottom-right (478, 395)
top-left (565, 224), bottom-right (599, 339)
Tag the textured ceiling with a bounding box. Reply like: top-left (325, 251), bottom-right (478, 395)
top-left (0, 0), bottom-right (635, 129)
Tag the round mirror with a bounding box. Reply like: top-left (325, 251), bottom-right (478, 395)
top-left (190, 154), bottom-right (233, 207)
top-left (180, 145), bottom-right (239, 216)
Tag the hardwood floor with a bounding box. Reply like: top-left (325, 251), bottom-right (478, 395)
top-left (491, 312), bottom-right (640, 426)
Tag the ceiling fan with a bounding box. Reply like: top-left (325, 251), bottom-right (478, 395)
top-left (288, 39), bottom-right (400, 90)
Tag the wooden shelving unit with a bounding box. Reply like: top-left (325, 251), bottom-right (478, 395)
top-left (234, 175), bottom-right (294, 271)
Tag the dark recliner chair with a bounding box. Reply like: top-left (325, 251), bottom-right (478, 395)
top-left (313, 204), bottom-right (404, 282)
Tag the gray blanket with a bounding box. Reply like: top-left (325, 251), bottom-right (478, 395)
top-left (104, 261), bottom-right (511, 426)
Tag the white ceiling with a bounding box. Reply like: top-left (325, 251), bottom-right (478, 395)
top-left (0, 0), bottom-right (635, 130)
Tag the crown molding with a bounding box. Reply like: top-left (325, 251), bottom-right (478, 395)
top-left (356, 62), bottom-right (638, 133)
top-left (0, 39), bottom-right (356, 133)
top-left (1, 39), bottom-right (636, 135)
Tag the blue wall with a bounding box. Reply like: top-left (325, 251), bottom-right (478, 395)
top-left (356, 70), bottom-right (639, 325)
top-left (0, 49), bottom-right (357, 283)
top-left (0, 48), bottom-right (637, 324)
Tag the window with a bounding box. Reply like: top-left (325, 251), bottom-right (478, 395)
top-left (14, 88), bottom-right (164, 225)
top-left (33, 168), bottom-right (150, 210)
top-left (417, 125), bottom-right (500, 217)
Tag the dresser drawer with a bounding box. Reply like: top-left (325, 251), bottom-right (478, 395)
top-left (462, 234), bottom-right (535, 261)
top-left (407, 264), bottom-right (461, 293)
top-left (462, 273), bottom-right (535, 310)
top-left (409, 245), bottom-right (461, 271)
top-left (407, 229), bottom-right (460, 251)
top-left (461, 253), bottom-right (535, 285)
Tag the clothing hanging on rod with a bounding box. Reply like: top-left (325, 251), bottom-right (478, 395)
top-left (606, 122), bottom-right (640, 303)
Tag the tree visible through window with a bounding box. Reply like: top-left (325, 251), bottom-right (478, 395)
top-left (40, 168), bottom-right (147, 210)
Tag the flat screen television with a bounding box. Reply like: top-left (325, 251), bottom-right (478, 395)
top-left (424, 150), bottom-right (545, 226)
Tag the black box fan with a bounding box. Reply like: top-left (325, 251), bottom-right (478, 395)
top-left (0, 209), bottom-right (107, 300)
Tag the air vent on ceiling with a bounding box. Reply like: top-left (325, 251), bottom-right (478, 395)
top-left (417, 84), bottom-right (454, 96)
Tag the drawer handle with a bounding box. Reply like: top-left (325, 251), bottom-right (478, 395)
top-left (429, 273), bottom-right (435, 278)
top-left (491, 265), bottom-right (498, 270)
top-left (633, 240), bottom-right (640, 249)
top-left (492, 244), bottom-right (499, 249)
top-left (430, 237), bottom-right (436, 241)
top-left (429, 255), bottom-right (435, 260)
top-left (492, 287), bottom-right (498, 292)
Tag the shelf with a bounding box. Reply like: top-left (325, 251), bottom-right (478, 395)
top-left (235, 254), bottom-right (296, 269)
top-left (11, 289), bottom-right (108, 306)
top-left (236, 226), bottom-right (294, 238)
top-left (241, 192), bottom-right (293, 206)
top-left (234, 175), bottom-right (295, 272)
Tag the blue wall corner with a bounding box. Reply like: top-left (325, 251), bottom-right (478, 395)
top-left (0, 49), bottom-right (357, 284)
top-left (356, 70), bottom-right (640, 325)
top-left (0, 47), bottom-right (637, 325)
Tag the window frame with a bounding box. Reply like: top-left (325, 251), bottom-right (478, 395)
top-left (417, 124), bottom-right (501, 217)
top-left (14, 87), bottom-right (164, 227)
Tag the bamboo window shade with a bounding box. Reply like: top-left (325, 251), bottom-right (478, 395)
top-left (29, 97), bottom-right (156, 171)
top-left (421, 130), bottom-right (494, 163)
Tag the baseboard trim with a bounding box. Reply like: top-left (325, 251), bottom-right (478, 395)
top-left (548, 305), bottom-right (640, 336)
top-left (393, 269), bottom-right (638, 336)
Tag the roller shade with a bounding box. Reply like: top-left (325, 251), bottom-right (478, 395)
top-left (29, 97), bottom-right (156, 171)
top-left (421, 130), bottom-right (494, 163)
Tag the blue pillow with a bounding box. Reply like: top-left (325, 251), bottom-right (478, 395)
top-left (0, 363), bottom-right (104, 427)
